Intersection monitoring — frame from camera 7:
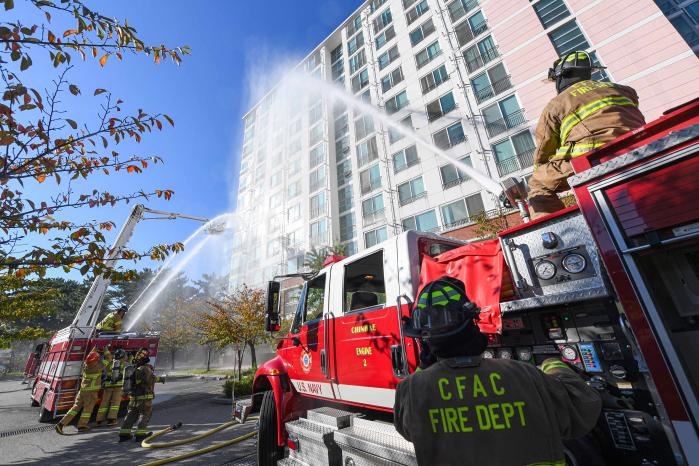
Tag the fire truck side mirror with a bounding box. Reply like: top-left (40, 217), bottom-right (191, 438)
top-left (265, 281), bottom-right (281, 332)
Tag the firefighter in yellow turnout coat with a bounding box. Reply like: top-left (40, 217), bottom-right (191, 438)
top-left (55, 347), bottom-right (108, 434)
top-left (96, 305), bottom-right (127, 333)
top-left (119, 348), bottom-right (161, 442)
top-left (96, 348), bottom-right (127, 426)
top-left (527, 51), bottom-right (645, 219)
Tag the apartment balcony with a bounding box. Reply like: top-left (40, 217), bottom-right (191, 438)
top-left (484, 109), bottom-right (527, 138)
top-left (474, 76), bottom-right (513, 104)
top-left (495, 148), bottom-right (535, 177)
top-left (442, 175), bottom-right (469, 190)
top-left (471, 20), bottom-right (488, 38)
top-left (309, 232), bottom-right (329, 246)
top-left (362, 209), bottom-right (386, 227)
top-left (310, 204), bottom-right (328, 219)
top-left (399, 191), bottom-right (427, 206)
top-left (465, 47), bottom-right (500, 74)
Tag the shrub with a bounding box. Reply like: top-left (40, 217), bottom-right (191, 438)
top-left (223, 374), bottom-right (254, 399)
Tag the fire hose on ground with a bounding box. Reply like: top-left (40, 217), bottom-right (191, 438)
top-left (139, 417), bottom-right (258, 466)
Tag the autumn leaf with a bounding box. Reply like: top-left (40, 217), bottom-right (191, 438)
top-left (65, 118), bottom-right (77, 129)
top-left (164, 114), bottom-right (174, 127)
top-left (36, 174), bottom-right (46, 183)
top-left (94, 88), bottom-right (107, 95)
top-left (69, 84), bottom-right (80, 95)
top-left (99, 54), bottom-right (109, 67)
top-left (63, 29), bottom-right (78, 37)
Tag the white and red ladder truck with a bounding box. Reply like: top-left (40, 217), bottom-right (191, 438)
top-left (237, 99), bottom-right (699, 465)
top-left (27, 204), bottom-right (210, 422)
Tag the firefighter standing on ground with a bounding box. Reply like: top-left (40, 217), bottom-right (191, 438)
top-left (96, 305), bottom-right (127, 333)
top-left (96, 348), bottom-right (127, 427)
top-left (395, 277), bottom-right (602, 465)
top-left (119, 348), bottom-right (161, 442)
top-left (55, 347), bottom-right (108, 434)
top-left (527, 51), bottom-right (645, 219)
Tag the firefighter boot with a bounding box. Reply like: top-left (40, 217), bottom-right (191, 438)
top-left (134, 431), bottom-right (153, 442)
top-left (118, 428), bottom-right (132, 442)
top-left (107, 419), bottom-right (118, 426)
top-left (54, 424), bottom-right (64, 435)
top-left (77, 426), bottom-right (90, 432)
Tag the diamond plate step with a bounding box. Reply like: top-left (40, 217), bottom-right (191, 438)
top-left (286, 417), bottom-right (343, 466)
top-left (307, 407), bottom-right (355, 429)
top-left (334, 419), bottom-right (417, 466)
top-left (277, 457), bottom-right (310, 466)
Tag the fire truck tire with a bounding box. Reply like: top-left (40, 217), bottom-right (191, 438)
top-left (38, 407), bottom-right (53, 423)
top-left (257, 390), bottom-right (283, 466)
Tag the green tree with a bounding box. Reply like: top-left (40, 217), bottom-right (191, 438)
top-left (0, 275), bottom-right (57, 346)
top-left (0, 0), bottom-right (190, 280)
top-left (153, 297), bottom-right (196, 370)
top-left (303, 243), bottom-right (348, 274)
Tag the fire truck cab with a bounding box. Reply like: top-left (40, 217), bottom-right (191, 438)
top-left (247, 100), bottom-right (699, 466)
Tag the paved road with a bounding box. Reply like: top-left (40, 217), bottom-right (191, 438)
top-left (0, 377), bottom-right (257, 465)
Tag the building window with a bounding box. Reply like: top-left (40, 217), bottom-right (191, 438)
top-left (381, 66), bottom-right (404, 93)
top-left (347, 32), bottom-right (364, 55)
top-left (533, 0), bottom-right (570, 29)
top-left (549, 20), bottom-right (588, 56)
top-left (338, 185), bottom-right (353, 212)
top-left (491, 131), bottom-right (536, 177)
top-left (309, 124), bottom-right (324, 146)
top-left (337, 159), bottom-right (353, 186)
top-left (351, 68), bottom-right (370, 93)
top-left (378, 45), bottom-right (400, 70)
top-left (463, 35), bottom-right (498, 73)
top-left (439, 155), bottom-right (472, 189)
top-left (310, 192), bottom-right (327, 218)
top-left (309, 145), bottom-right (325, 168)
top-left (267, 239), bottom-right (280, 257)
top-left (446, 0), bottom-right (479, 23)
top-left (375, 25), bottom-right (396, 49)
top-left (426, 91), bottom-right (456, 122)
top-left (310, 218), bottom-right (328, 244)
top-left (287, 204), bottom-right (301, 223)
top-left (398, 176), bottom-right (426, 205)
top-left (362, 194), bottom-right (385, 226)
top-left (364, 226), bottom-right (388, 248)
top-left (331, 44), bottom-right (343, 63)
top-left (392, 145), bottom-right (419, 173)
top-left (454, 11), bottom-right (488, 47)
top-left (402, 210), bottom-right (438, 232)
top-left (432, 122), bottom-right (466, 149)
top-left (670, 15), bottom-right (699, 46)
top-left (360, 164), bottom-right (382, 194)
top-left (349, 50), bottom-right (366, 74)
top-left (287, 180), bottom-right (301, 198)
top-left (373, 8), bottom-right (393, 33)
top-left (289, 138), bottom-right (302, 155)
top-left (471, 63), bottom-right (511, 104)
top-left (347, 15), bottom-right (362, 37)
top-left (270, 171), bottom-right (282, 187)
top-left (483, 95), bottom-right (526, 138)
top-left (440, 193), bottom-right (485, 228)
top-left (406, 0), bottom-right (430, 25)
top-left (409, 18), bottom-right (436, 46)
top-left (420, 64), bottom-right (449, 94)
top-left (336, 134), bottom-right (350, 157)
top-left (385, 90), bottom-right (409, 114)
top-left (370, 0), bottom-right (388, 12)
top-left (339, 213), bottom-right (356, 241)
top-left (309, 166), bottom-right (326, 192)
top-left (415, 40), bottom-right (442, 68)
top-left (355, 115), bottom-right (375, 140)
top-left (356, 136), bottom-right (379, 167)
top-left (388, 115), bottom-right (413, 144)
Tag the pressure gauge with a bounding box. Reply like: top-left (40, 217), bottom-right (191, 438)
top-left (497, 348), bottom-right (513, 359)
top-left (561, 345), bottom-right (578, 362)
top-left (483, 349), bottom-right (495, 359)
top-left (516, 347), bottom-right (532, 362)
top-left (562, 253), bottom-right (587, 274)
top-left (535, 260), bottom-right (557, 280)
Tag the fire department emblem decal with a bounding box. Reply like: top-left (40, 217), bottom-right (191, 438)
top-left (301, 350), bottom-right (312, 373)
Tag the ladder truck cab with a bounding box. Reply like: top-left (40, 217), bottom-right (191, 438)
top-left (242, 99), bottom-right (699, 466)
top-left (28, 204), bottom-right (210, 423)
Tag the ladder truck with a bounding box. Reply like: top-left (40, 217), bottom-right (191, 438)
top-left (27, 204), bottom-right (210, 422)
top-left (236, 99), bottom-right (699, 465)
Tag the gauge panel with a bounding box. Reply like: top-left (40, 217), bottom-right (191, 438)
top-left (562, 253), bottom-right (587, 274)
top-left (530, 246), bottom-right (595, 287)
top-left (535, 260), bottom-right (557, 280)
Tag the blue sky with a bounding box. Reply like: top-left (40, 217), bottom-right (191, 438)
top-left (15, 1), bottom-right (360, 277)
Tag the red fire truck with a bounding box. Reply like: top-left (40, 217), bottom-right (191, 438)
top-left (27, 204), bottom-right (210, 422)
top-left (238, 99), bottom-right (699, 465)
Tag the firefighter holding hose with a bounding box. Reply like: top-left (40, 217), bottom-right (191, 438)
top-left (96, 305), bottom-right (128, 333)
top-left (119, 348), bottom-right (162, 442)
top-left (395, 277), bottom-right (601, 465)
top-left (527, 51), bottom-right (645, 219)
top-left (95, 348), bottom-right (127, 427)
top-left (55, 347), bottom-right (109, 434)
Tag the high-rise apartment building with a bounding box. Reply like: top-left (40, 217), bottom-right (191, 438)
top-left (654, 0), bottom-right (699, 52)
top-left (231, 0), bottom-right (699, 309)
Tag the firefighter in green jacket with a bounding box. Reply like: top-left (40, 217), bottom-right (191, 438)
top-left (395, 277), bottom-right (602, 466)
top-left (96, 305), bottom-right (127, 333)
top-left (119, 348), bottom-right (160, 442)
top-left (55, 347), bottom-right (108, 434)
top-left (96, 348), bottom-right (127, 426)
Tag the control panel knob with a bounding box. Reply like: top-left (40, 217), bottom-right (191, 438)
top-left (610, 365), bottom-right (627, 379)
top-left (483, 349), bottom-right (495, 359)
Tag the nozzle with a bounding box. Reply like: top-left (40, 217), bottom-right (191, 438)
top-left (500, 177), bottom-right (531, 223)
top-left (206, 221), bottom-right (227, 235)
top-left (171, 422), bottom-right (183, 430)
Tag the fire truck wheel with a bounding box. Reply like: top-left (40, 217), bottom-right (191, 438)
top-left (38, 407), bottom-right (53, 423)
top-left (256, 390), bottom-right (283, 466)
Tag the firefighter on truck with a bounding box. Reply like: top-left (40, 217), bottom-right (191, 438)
top-left (526, 50), bottom-right (646, 220)
top-left (96, 305), bottom-right (128, 333)
top-left (394, 277), bottom-right (602, 465)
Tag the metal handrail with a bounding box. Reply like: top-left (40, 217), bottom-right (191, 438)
top-left (395, 295), bottom-right (413, 377)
